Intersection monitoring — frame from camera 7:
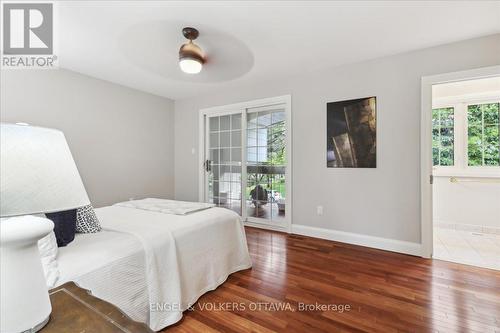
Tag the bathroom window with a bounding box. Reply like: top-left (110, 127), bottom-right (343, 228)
top-left (467, 102), bottom-right (500, 166)
top-left (432, 107), bottom-right (454, 166)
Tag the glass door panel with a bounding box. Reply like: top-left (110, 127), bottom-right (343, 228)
top-left (245, 106), bottom-right (286, 223)
top-left (206, 114), bottom-right (242, 215)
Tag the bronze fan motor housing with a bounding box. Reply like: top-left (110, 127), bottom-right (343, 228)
top-left (179, 27), bottom-right (204, 66)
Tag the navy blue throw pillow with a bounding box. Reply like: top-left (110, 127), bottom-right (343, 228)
top-left (45, 209), bottom-right (77, 247)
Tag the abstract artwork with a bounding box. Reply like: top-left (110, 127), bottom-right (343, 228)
top-left (327, 97), bottom-right (376, 168)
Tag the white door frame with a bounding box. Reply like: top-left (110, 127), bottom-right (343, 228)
top-left (198, 95), bottom-right (292, 233)
top-left (420, 65), bottom-right (500, 258)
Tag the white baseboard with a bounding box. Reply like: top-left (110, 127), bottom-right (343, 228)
top-left (244, 220), bottom-right (288, 233)
top-left (291, 224), bottom-right (422, 257)
top-left (434, 220), bottom-right (500, 235)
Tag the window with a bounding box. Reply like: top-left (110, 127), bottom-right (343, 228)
top-left (432, 107), bottom-right (454, 166)
top-left (467, 102), bottom-right (500, 166)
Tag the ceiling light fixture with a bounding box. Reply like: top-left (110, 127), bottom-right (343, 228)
top-left (179, 27), bottom-right (204, 74)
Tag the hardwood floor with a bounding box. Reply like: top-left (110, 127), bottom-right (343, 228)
top-left (166, 227), bottom-right (500, 333)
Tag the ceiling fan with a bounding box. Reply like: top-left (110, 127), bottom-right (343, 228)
top-left (178, 27), bottom-right (204, 74)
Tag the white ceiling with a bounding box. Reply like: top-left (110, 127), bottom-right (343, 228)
top-left (57, 1), bottom-right (500, 100)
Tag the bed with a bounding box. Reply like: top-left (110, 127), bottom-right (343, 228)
top-left (55, 199), bottom-right (252, 331)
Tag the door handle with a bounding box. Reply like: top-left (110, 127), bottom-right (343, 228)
top-left (204, 159), bottom-right (212, 172)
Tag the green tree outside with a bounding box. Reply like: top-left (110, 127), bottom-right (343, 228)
top-left (432, 107), bottom-right (454, 166)
top-left (468, 103), bottom-right (500, 166)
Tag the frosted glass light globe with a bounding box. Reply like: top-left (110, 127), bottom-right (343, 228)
top-left (179, 58), bottom-right (202, 74)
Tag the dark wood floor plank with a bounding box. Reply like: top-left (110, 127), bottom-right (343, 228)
top-left (166, 227), bottom-right (500, 333)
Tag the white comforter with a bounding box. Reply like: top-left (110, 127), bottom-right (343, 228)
top-left (57, 202), bottom-right (252, 331)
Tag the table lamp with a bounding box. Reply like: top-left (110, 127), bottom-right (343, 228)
top-left (0, 123), bottom-right (90, 333)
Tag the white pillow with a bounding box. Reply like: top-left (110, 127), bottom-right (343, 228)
top-left (38, 231), bottom-right (60, 288)
top-left (76, 204), bottom-right (101, 233)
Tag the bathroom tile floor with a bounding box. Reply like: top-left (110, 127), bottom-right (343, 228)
top-left (433, 227), bottom-right (500, 270)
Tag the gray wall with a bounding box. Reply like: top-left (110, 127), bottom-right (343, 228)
top-left (1, 69), bottom-right (175, 207)
top-left (174, 34), bottom-right (500, 243)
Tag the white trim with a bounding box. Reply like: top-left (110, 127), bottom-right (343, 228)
top-left (246, 216), bottom-right (288, 230)
top-left (432, 169), bottom-right (500, 178)
top-left (420, 65), bottom-right (500, 258)
top-left (245, 220), bottom-right (289, 233)
top-left (200, 95), bottom-right (290, 115)
top-left (433, 92), bottom-right (500, 107)
top-left (241, 111), bottom-right (248, 222)
top-left (198, 112), bottom-right (205, 202)
top-left (434, 220), bottom-right (500, 235)
top-left (292, 225), bottom-right (421, 256)
top-left (284, 95), bottom-right (292, 233)
top-left (246, 104), bottom-right (285, 113)
top-left (198, 95), bottom-right (292, 233)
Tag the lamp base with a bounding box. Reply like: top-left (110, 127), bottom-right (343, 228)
top-left (0, 216), bottom-right (54, 333)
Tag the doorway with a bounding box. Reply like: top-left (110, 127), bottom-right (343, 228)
top-left (199, 95), bottom-right (292, 232)
top-left (421, 66), bottom-right (500, 269)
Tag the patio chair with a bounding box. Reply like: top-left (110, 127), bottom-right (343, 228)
top-left (250, 185), bottom-right (268, 207)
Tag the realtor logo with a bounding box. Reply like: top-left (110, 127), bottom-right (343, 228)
top-left (3, 3), bottom-right (53, 54)
top-left (1, 2), bottom-right (57, 68)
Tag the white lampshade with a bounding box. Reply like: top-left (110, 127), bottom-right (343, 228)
top-left (0, 123), bottom-right (90, 217)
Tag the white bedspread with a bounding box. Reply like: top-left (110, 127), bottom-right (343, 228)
top-left (57, 230), bottom-right (149, 321)
top-left (56, 203), bottom-right (252, 331)
top-left (115, 198), bottom-right (215, 215)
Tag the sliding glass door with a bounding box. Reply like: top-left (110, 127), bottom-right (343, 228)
top-left (201, 96), bottom-right (291, 231)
